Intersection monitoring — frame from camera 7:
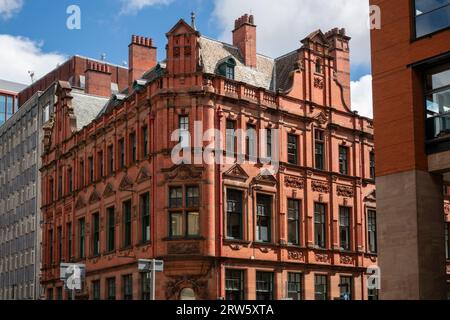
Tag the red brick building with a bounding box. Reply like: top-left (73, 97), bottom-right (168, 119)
top-left (40, 16), bottom-right (377, 300)
top-left (370, 0), bottom-right (450, 299)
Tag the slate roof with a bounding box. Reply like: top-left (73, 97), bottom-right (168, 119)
top-left (71, 90), bottom-right (109, 131)
top-left (198, 36), bottom-right (303, 92)
top-left (199, 36), bottom-right (277, 90)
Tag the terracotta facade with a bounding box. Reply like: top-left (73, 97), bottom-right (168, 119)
top-left (40, 16), bottom-right (377, 300)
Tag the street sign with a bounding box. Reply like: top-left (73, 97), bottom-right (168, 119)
top-left (138, 259), bottom-right (164, 273)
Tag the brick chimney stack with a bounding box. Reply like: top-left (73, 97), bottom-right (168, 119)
top-left (128, 35), bottom-right (157, 91)
top-left (325, 27), bottom-right (351, 107)
top-left (232, 14), bottom-right (257, 68)
top-left (85, 61), bottom-right (112, 97)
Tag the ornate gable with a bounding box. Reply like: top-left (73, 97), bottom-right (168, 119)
top-left (314, 111), bottom-right (328, 126)
top-left (252, 170), bottom-right (277, 186)
top-left (136, 166), bottom-right (151, 184)
top-left (164, 164), bottom-right (203, 181)
top-left (89, 189), bottom-right (101, 204)
top-left (103, 183), bottom-right (115, 198)
top-left (301, 29), bottom-right (330, 47)
top-left (75, 195), bottom-right (86, 210)
top-left (166, 18), bottom-right (198, 36)
top-left (119, 175), bottom-right (134, 191)
top-left (364, 190), bottom-right (376, 203)
top-left (223, 164), bottom-right (249, 182)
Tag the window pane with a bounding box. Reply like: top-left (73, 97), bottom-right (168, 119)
top-left (415, 2), bottom-right (450, 37)
top-left (123, 201), bottom-right (132, 247)
top-left (339, 276), bottom-right (353, 300)
top-left (186, 186), bottom-right (199, 207)
top-left (339, 207), bottom-right (351, 251)
top-left (314, 204), bottom-right (326, 248)
top-left (287, 273), bottom-right (303, 300)
top-left (225, 269), bottom-right (244, 300)
top-left (287, 134), bottom-right (298, 165)
top-left (367, 210), bottom-right (377, 253)
top-left (256, 272), bottom-right (273, 300)
top-left (170, 213), bottom-right (183, 237)
top-left (107, 207), bottom-right (115, 251)
top-left (314, 275), bottom-right (328, 300)
top-left (287, 199), bottom-right (300, 245)
top-left (227, 189), bottom-right (243, 239)
top-left (226, 120), bottom-right (236, 155)
top-left (169, 187), bottom-right (183, 208)
top-left (246, 124), bottom-right (257, 159)
top-left (141, 193), bottom-right (150, 242)
top-left (256, 194), bottom-right (272, 242)
top-left (187, 212), bottom-right (200, 236)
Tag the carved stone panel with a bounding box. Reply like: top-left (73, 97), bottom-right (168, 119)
top-left (337, 185), bottom-right (354, 198)
top-left (284, 176), bottom-right (305, 189)
top-left (312, 181), bottom-right (330, 193)
top-left (168, 242), bottom-right (200, 255)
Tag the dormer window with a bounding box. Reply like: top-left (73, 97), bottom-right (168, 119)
top-left (218, 58), bottom-right (236, 80)
top-left (315, 59), bottom-right (323, 74)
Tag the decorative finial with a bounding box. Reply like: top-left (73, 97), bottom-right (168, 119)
top-left (191, 12), bottom-right (196, 30)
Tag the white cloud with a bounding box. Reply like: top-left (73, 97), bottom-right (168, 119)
top-left (0, 0), bottom-right (23, 19)
top-left (212, 0), bottom-right (371, 67)
top-left (351, 74), bottom-right (373, 118)
top-left (0, 34), bottom-right (66, 84)
top-left (120, 0), bottom-right (173, 14)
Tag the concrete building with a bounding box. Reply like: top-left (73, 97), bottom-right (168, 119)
top-left (0, 79), bottom-right (26, 126)
top-left (0, 58), bottom-right (128, 300)
top-left (41, 16), bottom-right (378, 300)
top-left (370, 0), bottom-right (450, 299)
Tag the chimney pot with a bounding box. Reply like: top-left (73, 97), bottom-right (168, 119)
top-left (128, 34), bottom-right (157, 91)
top-left (232, 14), bottom-right (257, 68)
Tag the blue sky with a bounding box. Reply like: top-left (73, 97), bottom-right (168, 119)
top-left (0, 0), bottom-right (373, 116)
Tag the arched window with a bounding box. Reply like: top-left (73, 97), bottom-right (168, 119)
top-left (315, 59), bottom-right (323, 74)
top-left (179, 287), bottom-right (196, 300)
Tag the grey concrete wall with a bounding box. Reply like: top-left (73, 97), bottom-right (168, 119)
top-left (377, 170), bottom-right (447, 299)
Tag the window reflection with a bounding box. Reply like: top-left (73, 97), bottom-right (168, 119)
top-left (415, 0), bottom-right (450, 38)
top-left (425, 64), bottom-right (450, 139)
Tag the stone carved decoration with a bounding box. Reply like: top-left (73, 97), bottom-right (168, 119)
top-left (337, 185), bottom-right (354, 198)
top-left (364, 190), bottom-right (376, 203)
top-left (103, 183), bottom-right (116, 198)
top-left (315, 253), bottom-right (330, 263)
top-left (259, 247), bottom-right (270, 253)
top-left (166, 275), bottom-right (209, 300)
top-left (223, 164), bottom-right (249, 182)
top-left (252, 171), bottom-right (277, 186)
top-left (314, 77), bottom-right (324, 89)
top-left (119, 175), bottom-right (133, 191)
top-left (312, 181), bottom-right (330, 193)
top-left (445, 203), bottom-right (450, 215)
top-left (288, 251), bottom-right (304, 261)
top-left (284, 175), bottom-right (305, 189)
top-left (136, 166), bottom-right (151, 184)
top-left (75, 195), bottom-right (86, 210)
top-left (89, 189), bottom-right (101, 204)
top-left (168, 242), bottom-right (200, 255)
top-left (229, 244), bottom-right (242, 251)
top-left (340, 255), bottom-right (353, 265)
top-left (315, 111), bottom-right (328, 125)
top-left (164, 164), bottom-right (203, 181)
